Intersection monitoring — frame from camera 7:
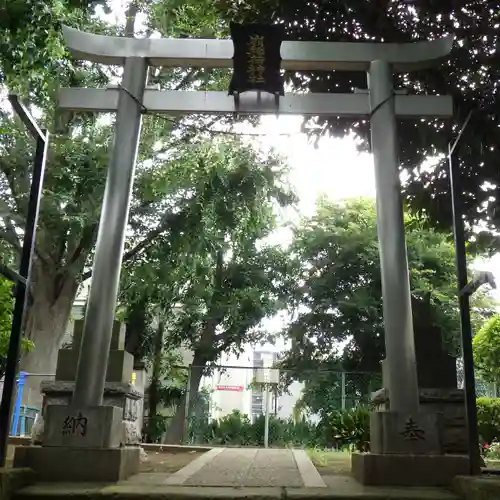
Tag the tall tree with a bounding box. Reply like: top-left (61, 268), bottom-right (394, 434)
top-left (279, 198), bottom-right (493, 391)
top-left (215, 0), bottom-right (500, 239)
top-left (0, 0), bottom-right (250, 405)
top-left (119, 138), bottom-right (296, 442)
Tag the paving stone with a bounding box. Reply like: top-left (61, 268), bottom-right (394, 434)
top-left (178, 448), bottom-right (310, 488)
top-left (184, 449), bottom-right (257, 486)
top-left (252, 449), bottom-right (296, 469)
top-left (245, 466), bottom-right (303, 487)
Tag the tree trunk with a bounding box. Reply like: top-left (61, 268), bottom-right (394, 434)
top-left (146, 320), bottom-right (163, 442)
top-left (164, 354), bottom-right (205, 444)
top-left (20, 263), bottom-right (78, 408)
top-left (125, 298), bottom-right (147, 363)
top-left (164, 251), bottom-right (223, 443)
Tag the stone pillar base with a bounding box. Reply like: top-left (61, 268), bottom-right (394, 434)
top-left (351, 452), bottom-right (470, 486)
top-left (40, 382), bottom-right (143, 445)
top-left (43, 405), bottom-right (123, 448)
top-left (13, 446), bottom-right (139, 482)
top-left (370, 411), bottom-right (442, 454)
top-left (372, 387), bottom-right (468, 454)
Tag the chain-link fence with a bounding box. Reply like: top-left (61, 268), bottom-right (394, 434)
top-left (152, 362), bottom-right (499, 456)
top-left (456, 368), bottom-right (498, 398)
top-left (182, 366), bottom-right (382, 447)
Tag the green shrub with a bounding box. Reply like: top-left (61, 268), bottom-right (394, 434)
top-left (473, 315), bottom-right (500, 384)
top-left (0, 277), bottom-right (34, 376)
top-left (187, 410), bottom-right (319, 447)
top-left (216, 410), bottom-right (254, 445)
top-left (147, 414), bottom-right (169, 443)
top-left (282, 417), bottom-right (320, 447)
top-left (321, 406), bottom-right (370, 452)
top-left (187, 406), bottom-right (372, 450)
top-left (486, 441), bottom-right (500, 460)
top-left (477, 397), bottom-right (500, 444)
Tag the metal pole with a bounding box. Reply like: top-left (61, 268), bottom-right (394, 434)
top-left (72, 57), bottom-right (148, 407)
top-left (368, 60), bottom-right (419, 413)
top-left (0, 128), bottom-right (48, 466)
top-left (448, 142), bottom-right (481, 475)
top-left (341, 371), bottom-right (346, 410)
top-left (264, 384), bottom-right (270, 448)
top-left (11, 372), bottom-right (26, 436)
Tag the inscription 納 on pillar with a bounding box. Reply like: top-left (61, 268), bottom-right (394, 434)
top-left (62, 412), bottom-right (88, 437)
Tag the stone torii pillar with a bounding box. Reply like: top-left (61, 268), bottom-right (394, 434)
top-left (14, 27), bottom-right (467, 484)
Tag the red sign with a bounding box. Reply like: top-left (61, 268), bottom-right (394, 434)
top-left (216, 385), bottom-right (244, 392)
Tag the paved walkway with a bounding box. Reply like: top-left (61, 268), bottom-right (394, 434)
top-left (164, 448), bottom-right (326, 487)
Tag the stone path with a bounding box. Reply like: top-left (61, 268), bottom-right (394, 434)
top-left (164, 448), bottom-right (327, 487)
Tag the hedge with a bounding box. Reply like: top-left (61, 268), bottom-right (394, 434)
top-left (477, 397), bottom-right (500, 444)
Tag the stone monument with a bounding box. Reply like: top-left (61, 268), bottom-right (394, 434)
top-left (14, 320), bottom-right (142, 481)
top-left (372, 296), bottom-right (468, 456)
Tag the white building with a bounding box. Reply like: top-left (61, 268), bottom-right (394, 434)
top-left (197, 346), bottom-right (306, 423)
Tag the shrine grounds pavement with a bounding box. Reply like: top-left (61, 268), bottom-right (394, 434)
top-left (13, 448), bottom-right (468, 500)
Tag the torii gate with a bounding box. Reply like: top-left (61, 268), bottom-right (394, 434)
top-left (15, 27), bottom-right (469, 485)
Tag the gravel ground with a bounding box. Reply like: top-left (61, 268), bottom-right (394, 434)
top-left (140, 450), bottom-right (205, 474)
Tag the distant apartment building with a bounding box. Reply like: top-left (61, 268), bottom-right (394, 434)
top-left (197, 347), bottom-right (305, 423)
top-left (250, 350), bottom-right (278, 421)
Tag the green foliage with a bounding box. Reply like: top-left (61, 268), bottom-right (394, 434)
top-left (146, 414), bottom-right (169, 444)
top-left (474, 316), bottom-right (500, 384)
top-left (477, 397), bottom-right (500, 444)
top-left (281, 198), bottom-right (468, 375)
top-left (215, 0), bottom-right (500, 240)
top-left (188, 406), bottom-right (370, 451)
top-left (118, 137), bottom-right (296, 442)
top-left (486, 442), bottom-right (500, 460)
top-left (189, 409), bottom-right (319, 448)
top-left (0, 278), bottom-right (13, 343)
top-left (320, 406), bottom-right (370, 453)
top-left (122, 138), bottom-right (296, 369)
top-left (278, 198), bottom-right (495, 418)
top-left (0, 0), bottom-right (260, 385)
top-left (212, 410), bottom-right (253, 446)
top-left (292, 369), bottom-right (382, 421)
top-left (0, 0), bottom-right (110, 105)
top-left (0, 277), bottom-right (34, 376)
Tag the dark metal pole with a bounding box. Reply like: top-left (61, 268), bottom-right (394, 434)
top-left (448, 139), bottom-right (481, 475)
top-left (0, 119), bottom-right (48, 466)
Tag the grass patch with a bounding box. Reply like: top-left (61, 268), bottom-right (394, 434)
top-left (307, 448), bottom-right (351, 475)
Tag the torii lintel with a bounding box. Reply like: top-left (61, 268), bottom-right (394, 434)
top-left (58, 88), bottom-right (453, 118)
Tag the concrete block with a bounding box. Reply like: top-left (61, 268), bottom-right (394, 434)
top-left (13, 446), bottom-right (139, 482)
top-left (351, 452), bottom-right (470, 486)
top-left (370, 410), bottom-right (442, 455)
top-left (43, 405), bottom-right (123, 448)
top-left (0, 467), bottom-right (36, 498)
top-left (452, 475), bottom-right (500, 500)
top-left (56, 349), bottom-right (133, 383)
